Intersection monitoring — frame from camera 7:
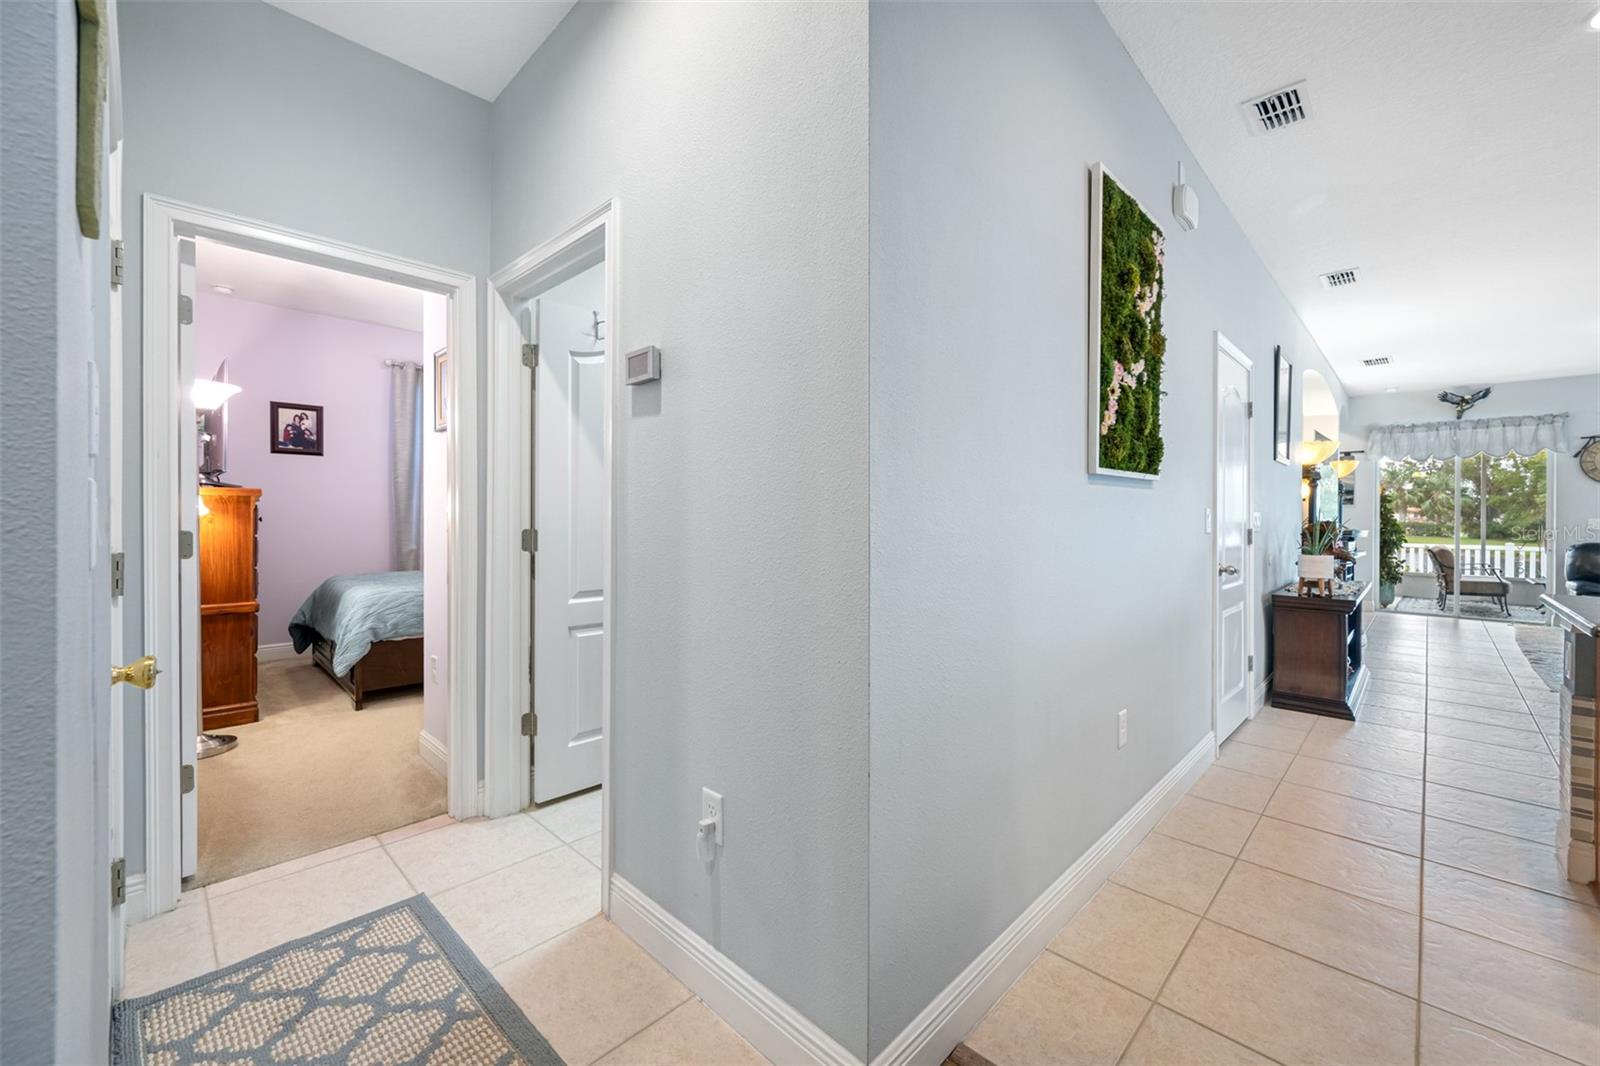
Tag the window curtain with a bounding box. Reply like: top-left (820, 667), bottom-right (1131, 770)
top-left (1368, 413), bottom-right (1570, 460)
top-left (389, 363), bottom-right (423, 571)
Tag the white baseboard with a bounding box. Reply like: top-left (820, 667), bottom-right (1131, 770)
top-left (610, 875), bottom-right (860, 1066)
top-left (1254, 674), bottom-right (1272, 714)
top-left (418, 730), bottom-right (449, 779)
top-left (123, 873), bottom-right (149, 925)
top-left (257, 642), bottom-right (297, 663)
top-left (872, 731), bottom-right (1216, 1066)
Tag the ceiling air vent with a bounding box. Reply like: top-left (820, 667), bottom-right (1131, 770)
top-left (1319, 268), bottom-right (1361, 289)
top-left (1242, 81), bottom-right (1309, 134)
top-left (1362, 357), bottom-right (1391, 367)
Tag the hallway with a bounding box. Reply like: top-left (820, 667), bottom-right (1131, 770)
top-left (962, 614), bottom-right (1599, 1065)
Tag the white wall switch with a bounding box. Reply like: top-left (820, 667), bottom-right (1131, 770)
top-left (1251, 511), bottom-right (1262, 529)
top-left (1117, 708), bottom-right (1128, 749)
top-left (1204, 507), bottom-right (1213, 534)
top-left (700, 787), bottom-right (723, 847)
top-left (429, 655), bottom-right (439, 683)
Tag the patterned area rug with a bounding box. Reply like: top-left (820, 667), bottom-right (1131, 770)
top-left (1392, 596), bottom-right (1548, 625)
top-left (112, 896), bottom-right (561, 1065)
top-left (1514, 625), bottom-right (1565, 692)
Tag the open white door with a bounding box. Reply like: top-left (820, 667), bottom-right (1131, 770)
top-left (1215, 334), bottom-right (1253, 743)
top-left (177, 238), bottom-right (200, 876)
top-left (531, 293), bottom-right (606, 802)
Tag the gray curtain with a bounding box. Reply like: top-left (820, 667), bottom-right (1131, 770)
top-left (390, 363), bottom-right (423, 571)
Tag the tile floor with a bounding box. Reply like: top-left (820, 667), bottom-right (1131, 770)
top-left (965, 615), bottom-right (1600, 1066)
top-left (123, 787), bottom-right (767, 1066)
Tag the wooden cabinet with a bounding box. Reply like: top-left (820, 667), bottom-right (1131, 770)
top-left (199, 486), bottom-right (261, 729)
top-left (1270, 582), bottom-right (1370, 720)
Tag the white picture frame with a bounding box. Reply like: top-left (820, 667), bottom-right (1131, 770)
top-left (1088, 161), bottom-right (1163, 481)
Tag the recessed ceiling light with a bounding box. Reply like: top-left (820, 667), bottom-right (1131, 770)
top-left (1589, 7), bottom-right (1600, 30)
top-left (211, 284), bottom-right (234, 295)
top-left (1385, 387), bottom-right (1399, 393)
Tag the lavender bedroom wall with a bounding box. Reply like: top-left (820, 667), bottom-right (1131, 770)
top-left (195, 290), bottom-right (424, 644)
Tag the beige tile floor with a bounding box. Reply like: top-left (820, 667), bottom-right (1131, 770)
top-left (965, 615), bottom-right (1600, 1066)
top-left (123, 787), bottom-right (767, 1066)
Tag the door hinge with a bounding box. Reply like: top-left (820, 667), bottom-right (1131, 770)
top-left (1246, 528), bottom-right (1254, 546)
top-left (1248, 654), bottom-right (1255, 672)
top-left (110, 857), bottom-right (126, 906)
top-left (111, 240), bottom-right (126, 289)
top-left (178, 294), bottom-right (194, 326)
top-left (178, 530), bottom-right (195, 560)
top-left (180, 763), bottom-right (195, 794)
top-left (521, 343), bottom-right (539, 370)
top-left (521, 528), bottom-right (538, 553)
top-left (110, 551), bottom-right (126, 597)
top-left (1246, 401), bottom-right (1254, 418)
top-left (521, 710), bottom-right (536, 737)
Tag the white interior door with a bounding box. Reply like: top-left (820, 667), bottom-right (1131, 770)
top-left (532, 294), bottom-right (606, 802)
top-left (177, 237), bottom-right (200, 875)
top-left (1215, 336), bottom-right (1253, 742)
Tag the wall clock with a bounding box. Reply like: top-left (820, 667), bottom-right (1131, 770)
top-left (1578, 436), bottom-right (1600, 483)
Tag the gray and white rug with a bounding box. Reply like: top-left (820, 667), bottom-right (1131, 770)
top-left (1514, 626), bottom-right (1565, 693)
top-left (112, 895), bottom-right (561, 1065)
top-left (1392, 596), bottom-right (1548, 625)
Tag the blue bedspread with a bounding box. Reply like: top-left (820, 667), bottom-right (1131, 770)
top-left (288, 570), bottom-right (423, 676)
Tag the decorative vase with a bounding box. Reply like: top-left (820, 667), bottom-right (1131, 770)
top-left (1299, 553), bottom-right (1337, 582)
top-left (1380, 581), bottom-right (1396, 607)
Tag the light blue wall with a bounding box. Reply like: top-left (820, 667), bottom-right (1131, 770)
top-left (0, 0), bottom-right (113, 1059)
top-left (867, 3), bottom-right (1346, 1054)
top-left (491, 2), bottom-right (870, 1055)
top-left (116, 0), bottom-right (491, 872)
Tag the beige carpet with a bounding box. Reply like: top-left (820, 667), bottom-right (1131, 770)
top-left (196, 659), bottom-right (446, 886)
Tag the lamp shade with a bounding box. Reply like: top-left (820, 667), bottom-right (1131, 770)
top-left (192, 379), bottom-right (241, 412)
top-left (1330, 457), bottom-right (1360, 479)
top-left (1295, 435), bottom-right (1339, 466)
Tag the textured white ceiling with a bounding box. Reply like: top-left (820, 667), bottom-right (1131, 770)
top-left (1100, 1), bottom-right (1599, 396)
top-left (196, 239), bottom-right (425, 332)
top-left (263, 0), bottom-right (577, 101)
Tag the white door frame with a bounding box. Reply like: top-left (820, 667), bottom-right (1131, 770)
top-left (139, 195), bottom-right (481, 917)
top-left (484, 200), bottom-right (618, 914)
top-left (1212, 331), bottom-right (1256, 741)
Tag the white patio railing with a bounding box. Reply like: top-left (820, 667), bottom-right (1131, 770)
top-left (1399, 541), bottom-right (1548, 582)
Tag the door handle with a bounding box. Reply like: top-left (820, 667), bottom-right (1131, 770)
top-left (111, 655), bottom-right (160, 689)
top-left (1218, 564), bottom-right (1239, 576)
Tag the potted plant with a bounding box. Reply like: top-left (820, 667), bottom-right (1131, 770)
top-left (1300, 520), bottom-right (1341, 588)
top-left (1378, 489), bottom-right (1405, 607)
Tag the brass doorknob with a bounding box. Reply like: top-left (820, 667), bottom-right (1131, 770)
top-left (111, 655), bottom-right (160, 689)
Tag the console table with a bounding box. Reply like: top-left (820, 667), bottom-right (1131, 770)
top-left (1270, 582), bottom-right (1369, 719)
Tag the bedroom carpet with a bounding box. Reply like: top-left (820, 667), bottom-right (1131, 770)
top-left (196, 659), bottom-right (446, 886)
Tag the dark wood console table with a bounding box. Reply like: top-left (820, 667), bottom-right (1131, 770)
top-left (1270, 581), bottom-right (1369, 720)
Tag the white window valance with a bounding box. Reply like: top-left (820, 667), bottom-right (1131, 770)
top-left (1368, 413), bottom-right (1571, 461)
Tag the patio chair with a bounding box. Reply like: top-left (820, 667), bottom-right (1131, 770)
top-left (1426, 546), bottom-right (1510, 616)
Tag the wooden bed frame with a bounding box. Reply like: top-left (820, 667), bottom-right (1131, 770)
top-left (311, 635), bottom-right (424, 710)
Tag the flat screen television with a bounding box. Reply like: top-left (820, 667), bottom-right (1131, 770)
top-left (199, 361), bottom-right (230, 482)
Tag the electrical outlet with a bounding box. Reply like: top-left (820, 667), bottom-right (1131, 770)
top-left (700, 788), bottom-right (723, 847)
top-left (1117, 708), bottom-right (1129, 749)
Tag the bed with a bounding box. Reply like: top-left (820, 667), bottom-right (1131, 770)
top-left (288, 570), bottom-right (424, 709)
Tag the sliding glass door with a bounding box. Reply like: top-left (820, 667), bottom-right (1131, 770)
top-left (1379, 450), bottom-right (1550, 620)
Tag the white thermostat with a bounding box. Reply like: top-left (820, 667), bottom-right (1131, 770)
top-left (625, 345), bottom-right (661, 385)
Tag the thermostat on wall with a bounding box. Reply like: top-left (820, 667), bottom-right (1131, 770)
top-left (625, 345), bottom-right (661, 385)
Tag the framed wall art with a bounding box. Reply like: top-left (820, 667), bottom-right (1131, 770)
top-left (1089, 162), bottom-right (1166, 480)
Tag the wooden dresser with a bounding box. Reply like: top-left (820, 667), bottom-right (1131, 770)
top-left (1270, 581), bottom-right (1370, 720)
top-left (199, 486), bottom-right (262, 728)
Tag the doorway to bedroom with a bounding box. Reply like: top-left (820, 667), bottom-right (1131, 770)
top-left (184, 238), bottom-right (451, 887)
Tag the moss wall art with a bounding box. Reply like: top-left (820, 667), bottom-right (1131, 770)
top-left (1092, 167), bottom-right (1166, 478)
